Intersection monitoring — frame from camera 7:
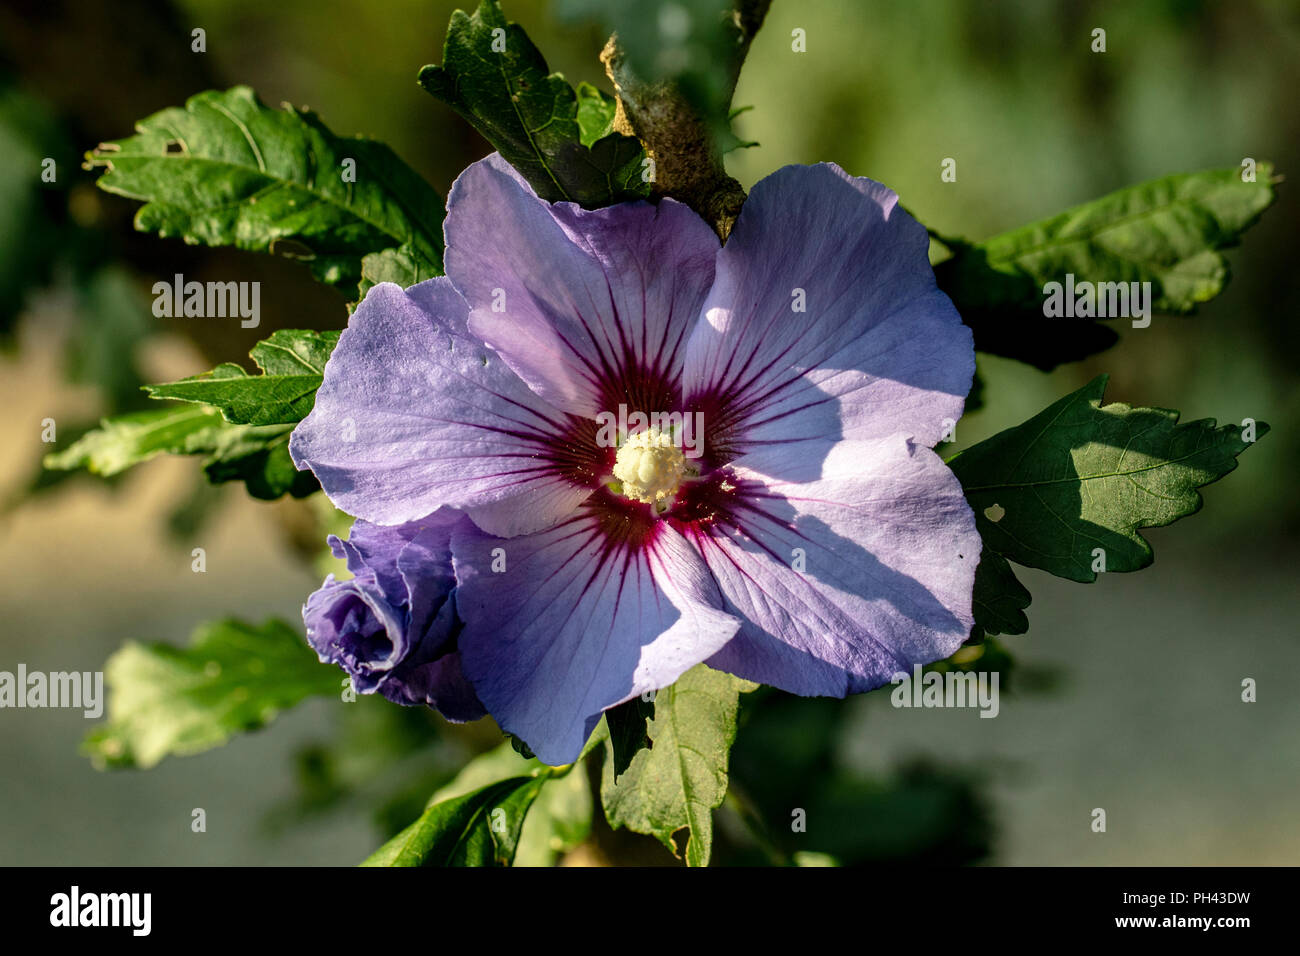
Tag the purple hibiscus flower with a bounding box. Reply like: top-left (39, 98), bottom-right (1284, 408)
top-left (303, 512), bottom-right (484, 722)
top-left (292, 154), bottom-right (980, 764)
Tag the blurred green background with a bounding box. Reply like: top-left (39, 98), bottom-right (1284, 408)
top-left (0, 0), bottom-right (1296, 864)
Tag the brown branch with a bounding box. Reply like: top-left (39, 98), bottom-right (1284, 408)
top-left (600, 0), bottom-right (771, 241)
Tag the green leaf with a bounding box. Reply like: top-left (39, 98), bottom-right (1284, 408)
top-left (361, 774), bottom-right (548, 867)
top-left (82, 619), bottom-right (340, 769)
top-left (44, 404), bottom-right (226, 476)
top-left (199, 430), bottom-right (319, 500)
top-left (575, 81), bottom-right (616, 147)
top-left (935, 166), bottom-right (1277, 369)
top-left (581, 132), bottom-right (654, 205)
top-left (86, 86), bottom-right (444, 299)
top-left (950, 375), bottom-right (1267, 582)
top-left (516, 764), bottom-right (593, 866)
top-left (420, 740), bottom-right (593, 867)
top-left (601, 664), bottom-right (756, 867)
top-left (604, 694), bottom-right (654, 780)
top-left (970, 548), bottom-right (1031, 639)
top-left (43, 404), bottom-right (317, 500)
top-left (145, 329), bottom-right (339, 426)
top-left (357, 243), bottom-right (441, 301)
top-left (419, 1), bottom-right (648, 206)
top-left (427, 740), bottom-right (543, 805)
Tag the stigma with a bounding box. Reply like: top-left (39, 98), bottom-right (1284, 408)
top-left (611, 427), bottom-right (692, 511)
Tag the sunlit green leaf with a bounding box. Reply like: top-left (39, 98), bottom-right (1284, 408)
top-left (950, 375), bottom-right (1267, 582)
top-left (145, 329), bottom-right (339, 426)
top-left (87, 86), bottom-right (444, 299)
top-left (601, 664), bottom-right (755, 867)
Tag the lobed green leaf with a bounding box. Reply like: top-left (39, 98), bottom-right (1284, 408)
top-left (950, 375), bottom-right (1267, 582)
top-left (601, 664), bottom-right (755, 867)
top-left (86, 86), bottom-right (444, 299)
top-left (357, 243), bottom-right (442, 301)
top-left (145, 329), bottom-right (339, 426)
top-left (413, 740), bottom-right (594, 867)
top-left (970, 548), bottom-right (1031, 640)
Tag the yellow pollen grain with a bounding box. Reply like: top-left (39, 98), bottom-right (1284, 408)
top-left (612, 427), bottom-right (687, 504)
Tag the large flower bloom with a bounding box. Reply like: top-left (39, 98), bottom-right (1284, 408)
top-left (292, 155), bottom-right (980, 764)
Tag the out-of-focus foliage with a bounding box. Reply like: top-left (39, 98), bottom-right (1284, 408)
top-left (44, 404), bottom-right (318, 499)
top-left (934, 166), bottom-right (1277, 369)
top-left (82, 618), bottom-right (340, 769)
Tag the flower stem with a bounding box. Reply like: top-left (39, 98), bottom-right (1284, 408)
top-left (600, 0), bottom-right (772, 241)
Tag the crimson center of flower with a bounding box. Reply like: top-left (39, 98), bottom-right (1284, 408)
top-left (611, 427), bottom-right (692, 511)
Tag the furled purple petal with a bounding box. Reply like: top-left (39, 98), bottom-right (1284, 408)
top-left (451, 506), bottom-right (741, 764)
top-left (444, 153), bottom-right (719, 417)
top-left (692, 436), bottom-right (979, 696)
top-left (303, 514), bottom-right (485, 720)
top-left (682, 163), bottom-right (973, 476)
top-left (304, 572), bottom-right (405, 694)
top-left (390, 511), bottom-right (459, 639)
top-left (392, 649), bottom-right (484, 723)
top-left (290, 277), bottom-right (591, 536)
top-left (332, 518), bottom-right (424, 604)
